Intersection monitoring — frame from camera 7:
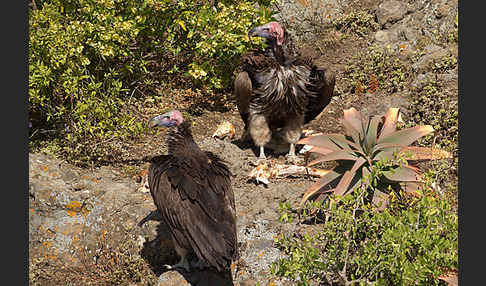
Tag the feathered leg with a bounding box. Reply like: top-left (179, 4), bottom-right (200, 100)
top-left (248, 114), bottom-right (272, 162)
top-left (234, 71), bottom-right (252, 143)
top-left (283, 114), bottom-right (304, 164)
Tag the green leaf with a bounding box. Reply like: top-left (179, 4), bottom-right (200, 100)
top-left (333, 170), bottom-right (355, 196)
top-left (361, 165), bottom-right (372, 186)
top-left (177, 20), bottom-right (187, 31)
top-left (371, 142), bottom-right (406, 154)
top-left (342, 118), bottom-right (362, 146)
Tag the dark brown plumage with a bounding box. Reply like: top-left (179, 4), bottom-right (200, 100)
top-left (234, 22), bottom-right (336, 162)
top-left (142, 110), bottom-right (238, 273)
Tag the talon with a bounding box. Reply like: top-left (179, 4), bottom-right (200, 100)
top-left (163, 256), bottom-right (191, 272)
top-left (285, 153), bottom-right (303, 165)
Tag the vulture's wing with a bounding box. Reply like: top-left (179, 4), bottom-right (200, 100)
top-left (234, 71), bottom-right (252, 130)
top-left (148, 154), bottom-right (237, 271)
top-left (304, 66), bottom-right (336, 124)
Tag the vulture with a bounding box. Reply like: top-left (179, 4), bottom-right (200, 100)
top-left (140, 110), bottom-right (238, 273)
top-left (234, 21), bottom-right (336, 162)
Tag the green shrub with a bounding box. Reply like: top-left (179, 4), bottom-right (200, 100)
top-left (272, 187), bottom-right (458, 285)
top-left (342, 46), bottom-right (411, 94)
top-left (405, 77), bottom-right (458, 198)
top-left (29, 0), bottom-right (274, 164)
top-left (407, 79), bottom-right (457, 153)
top-left (331, 11), bottom-right (379, 37)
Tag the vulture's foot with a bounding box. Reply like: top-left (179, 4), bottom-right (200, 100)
top-left (285, 144), bottom-right (303, 164)
top-left (163, 256), bottom-right (191, 272)
top-left (285, 153), bottom-right (302, 164)
top-left (253, 157), bottom-right (267, 166)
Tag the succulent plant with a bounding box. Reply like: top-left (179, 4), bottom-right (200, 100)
top-left (297, 107), bottom-right (450, 208)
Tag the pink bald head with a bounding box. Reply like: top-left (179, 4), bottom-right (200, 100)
top-left (168, 110), bottom-right (184, 126)
top-left (268, 22), bottom-right (285, 46)
top-left (148, 110), bottom-right (184, 128)
top-left (249, 21), bottom-right (285, 46)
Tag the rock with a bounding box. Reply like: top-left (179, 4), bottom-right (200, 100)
top-left (375, 0), bottom-right (408, 28)
top-left (434, 2), bottom-right (451, 19)
top-left (273, 0), bottom-right (344, 42)
top-left (29, 137), bottom-right (304, 285)
top-left (157, 271), bottom-right (191, 286)
top-left (411, 44), bottom-right (451, 73)
top-left (29, 153), bottom-right (158, 269)
top-left (412, 73), bottom-right (432, 90)
top-left (375, 30), bottom-right (391, 43)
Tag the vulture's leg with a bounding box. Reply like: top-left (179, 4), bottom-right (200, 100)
top-left (258, 146), bottom-right (266, 161)
top-left (163, 255), bottom-right (190, 272)
top-left (164, 240), bottom-right (191, 272)
top-left (234, 71), bottom-right (252, 143)
top-left (283, 115), bottom-right (304, 164)
top-left (248, 114), bottom-right (272, 162)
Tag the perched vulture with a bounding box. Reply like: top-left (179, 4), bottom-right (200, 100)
top-left (140, 110), bottom-right (238, 272)
top-left (234, 21), bottom-right (336, 162)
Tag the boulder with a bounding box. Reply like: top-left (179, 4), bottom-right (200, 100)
top-left (375, 0), bottom-right (408, 28)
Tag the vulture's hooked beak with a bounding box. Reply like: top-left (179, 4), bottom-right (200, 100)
top-left (148, 113), bottom-right (175, 128)
top-left (248, 25), bottom-right (272, 40)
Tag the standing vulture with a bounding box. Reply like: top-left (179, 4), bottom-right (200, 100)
top-left (142, 110), bottom-right (238, 273)
top-left (234, 21), bottom-right (336, 162)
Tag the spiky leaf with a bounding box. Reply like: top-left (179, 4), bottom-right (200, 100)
top-left (382, 165), bottom-right (422, 182)
top-left (377, 108), bottom-right (400, 141)
top-left (333, 157), bottom-right (366, 196)
top-left (307, 150), bottom-right (358, 167)
top-left (297, 134), bottom-right (352, 152)
top-left (300, 169), bottom-right (343, 205)
top-left (373, 146), bottom-right (403, 162)
top-left (401, 181), bottom-right (422, 196)
top-left (309, 146), bottom-right (334, 156)
top-left (364, 115), bottom-right (382, 153)
top-left (377, 125), bottom-right (434, 146)
top-left (343, 107), bottom-right (365, 138)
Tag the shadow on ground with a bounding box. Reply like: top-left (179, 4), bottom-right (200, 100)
top-left (140, 221), bottom-right (235, 286)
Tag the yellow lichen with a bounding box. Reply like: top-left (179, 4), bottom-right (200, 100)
top-left (65, 201), bottom-right (82, 217)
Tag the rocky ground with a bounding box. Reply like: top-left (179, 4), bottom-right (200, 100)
top-left (29, 0), bottom-right (458, 285)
